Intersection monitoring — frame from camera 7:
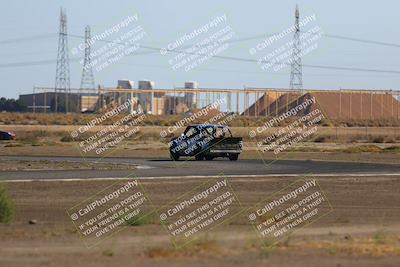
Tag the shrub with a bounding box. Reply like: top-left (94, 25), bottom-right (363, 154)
top-left (0, 185), bottom-right (15, 223)
top-left (125, 214), bottom-right (153, 226)
top-left (60, 135), bottom-right (74, 142)
top-left (372, 136), bottom-right (385, 143)
top-left (343, 145), bottom-right (383, 153)
top-left (313, 136), bottom-right (328, 143)
top-left (384, 146), bottom-right (400, 152)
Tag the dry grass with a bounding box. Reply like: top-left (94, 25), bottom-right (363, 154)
top-left (1, 112), bottom-right (400, 127)
top-left (0, 125), bottom-right (399, 144)
top-left (1, 112), bottom-right (399, 145)
top-left (0, 159), bottom-right (139, 171)
top-left (299, 233), bottom-right (400, 257)
top-left (145, 236), bottom-right (223, 259)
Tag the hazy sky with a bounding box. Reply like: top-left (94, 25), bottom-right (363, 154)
top-left (0, 0), bottom-right (399, 98)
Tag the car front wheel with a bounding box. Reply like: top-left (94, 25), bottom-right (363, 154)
top-left (228, 154), bottom-right (239, 161)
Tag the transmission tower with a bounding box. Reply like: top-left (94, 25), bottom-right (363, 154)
top-left (55, 8), bottom-right (70, 113)
top-left (80, 26), bottom-right (95, 90)
top-left (289, 5), bottom-right (303, 92)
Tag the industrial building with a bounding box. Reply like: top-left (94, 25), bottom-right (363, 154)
top-left (19, 91), bottom-right (97, 113)
top-left (242, 90), bottom-right (400, 120)
top-left (22, 81), bottom-right (201, 115)
top-left (184, 81), bottom-right (198, 109)
top-left (23, 85), bottom-right (400, 121)
top-left (112, 80), bottom-right (200, 115)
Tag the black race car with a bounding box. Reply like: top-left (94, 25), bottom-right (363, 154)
top-left (0, 131), bottom-right (16, 140)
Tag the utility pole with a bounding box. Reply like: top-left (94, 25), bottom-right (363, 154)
top-left (80, 25), bottom-right (96, 113)
top-left (55, 8), bottom-right (70, 113)
top-left (289, 5), bottom-right (303, 93)
top-left (80, 25), bottom-right (95, 90)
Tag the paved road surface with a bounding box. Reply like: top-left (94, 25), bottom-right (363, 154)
top-left (0, 156), bottom-right (399, 181)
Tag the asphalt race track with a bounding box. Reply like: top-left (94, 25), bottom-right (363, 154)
top-left (0, 155), bottom-right (399, 181)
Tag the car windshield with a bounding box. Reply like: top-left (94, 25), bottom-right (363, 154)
top-left (184, 127), bottom-right (198, 138)
top-left (183, 126), bottom-right (229, 139)
top-left (199, 126), bottom-right (226, 138)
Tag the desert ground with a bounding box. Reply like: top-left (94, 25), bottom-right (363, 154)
top-left (0, 123), bottom-right (399, 267)
top-left (0, 175), bottom-right (399, 267)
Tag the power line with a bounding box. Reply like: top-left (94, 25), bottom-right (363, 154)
top-left (69, 33), bottom-right (400, 75)
top-left (112, 61), bottom-right (400, 77)
top-left (220, 32), bottom-right (400, 48)
top-left (1, 29), bottom-right (400, 75)
top-left (0, 58), bottom-right (81, 68)
top-left (0, 33), bottom-right (56, 44)
top-left (2, 26), bottom-right (400, 49)
top-left (2, 33), bottom-right (400, 75)
top-left (323, 33), bottom-right (400, 48)
top-left (0, 59), bottom-right (56, 67)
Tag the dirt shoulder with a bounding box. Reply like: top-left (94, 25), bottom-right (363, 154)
top-left (0, 159), bottom-right (140, 171)
top-left (0, 144), bottom-right (399, 165)
top-left (0, 176), bottom-right (399, 267)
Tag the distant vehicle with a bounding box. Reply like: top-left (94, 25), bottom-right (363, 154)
top-left (169, 125), bottom-right (243, 161)
top-left (0, 131), bottom-right (16, 140)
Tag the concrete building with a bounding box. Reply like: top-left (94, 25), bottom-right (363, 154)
top-left (80, 94), bottom-right (99, 112)
top-left (19, 92), bottom-right (98, 113)
top-left (164, 95), bottom-right (188, 115)
top-left (117, 80), bottom-right (134, 89)
top-left (138, 80), bottom-right (155, 114)
top-left (153, 92), bottom-right (166, 115)
top-left (116, 79), bottom-right (139, 114)
top-left (184, 81), bottom-right (198, 109)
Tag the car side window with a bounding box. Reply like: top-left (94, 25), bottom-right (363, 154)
top-left (214, 127), bottom-right (225, 138)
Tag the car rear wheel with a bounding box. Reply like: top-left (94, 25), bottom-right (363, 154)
top-left (205, 155), bottom-right (214, 161)
top-left (229, 154), bottom-right (239, 161)
top-left (195, 154), bottom-right (204, 161)
top-left (170, 153), bottom-right (180, 161)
